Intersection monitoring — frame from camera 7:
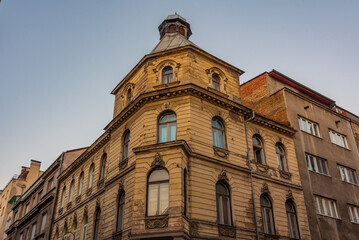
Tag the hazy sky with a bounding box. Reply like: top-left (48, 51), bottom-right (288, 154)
top-left (1, 0), bottom-right (358, 188)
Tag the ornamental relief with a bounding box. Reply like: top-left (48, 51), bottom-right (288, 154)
top-left (153, 59), bottom-right (181, 84)
top-left (145, 216), bottom-right (169, 229)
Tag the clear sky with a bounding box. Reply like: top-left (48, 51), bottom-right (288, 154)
top-left (0, 0), bottom-right (358, 188)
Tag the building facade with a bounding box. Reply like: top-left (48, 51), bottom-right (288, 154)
top-left (50, 14), bottom-right (310, 240)
top-left (5, 148), bottom-right (87, 240)
top-left (0, 160), bottom-right (43, 240)
top-left (241, 70), bottom-right (359, 239)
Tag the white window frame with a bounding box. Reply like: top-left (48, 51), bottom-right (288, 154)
top-left (348, 205), bottom-right (359, 224)
top-left (338, 165), bottom-right (358, 185)
top-left (305, 153), bottom-right (329, 175)
top-left (329, 130), bottom-right (349, 149)
top-left (298, 116), bottom-right (320, 137)
top-left (314, 195), bottom-right (339, 218)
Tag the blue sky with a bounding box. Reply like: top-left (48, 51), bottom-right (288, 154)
top-left (0, 0), bottom-right (358, 187)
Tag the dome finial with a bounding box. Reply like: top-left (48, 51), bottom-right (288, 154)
top-left (158, 13), bottom-right (192, 40)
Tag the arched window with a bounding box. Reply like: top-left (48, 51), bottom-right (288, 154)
top-left (275, 143), bottom-right (287, 171)
top-left (260, 194), bottom-right (275, 234)
top-left (158, 112), bottom-right (176, 143)
top-left (286, 200), bottom-right (300, 239)
top-left (82, 216), bottom-right (88, 240)
top-left (212, 118), bottom-right (225, 148)
top-left (147, 169), bottom-right (169, 216)
top-left (116, 192), bottom-right (125, 232)
top-left (69, 180), bottom-right (75, 202)
top-left (72, 221), bottom-right (77, 240)
top-left (99, 154), bottom-right (107, 181)
top-left (212, 73), bottom-right (220, 91)
top-left (78, 172), bottom-right (84, 196)
top-left (162, 66), bottom-right (173, 84)
top-left (216, 182), bottom-right (232, 225)
top-left (60, 186), bottom-right (66, 208)
top-left (93, 208), bottom-right (101, 240)
top-left (123, 131), bottom-right (130, 160)
top-left (126, 88), bottom-right (132, 104)
top-left (88, 164), bottom-right (95, 189)
top-left (63, 227), bottom-right (68, 240)
top-left (253, 135), bottom-right (265, 164)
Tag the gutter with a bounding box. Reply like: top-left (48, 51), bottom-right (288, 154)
top-left (244, 111), bottom-right (260, 240)
top-left (47, 152), bottom-right (64, 240)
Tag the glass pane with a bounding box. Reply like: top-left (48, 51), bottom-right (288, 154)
top-left (169, 123), bottom-right (176, 141)
top-left (252, 136), bottom-right (260, 146)
top-left (314, 124), bottom-right (319, 136)
top-left (149, 169), bottom-right (169, 182)
top-left (298, 118), bottom-right (302, 130)
top-left (159, 125), bottom-right (167, 143)
top-left (148, 184), bottom-right (158, 216)
top-left (159, 183), bottom-right (169, 215)
top-left (160, 113), bottom-right (176, 123)
top-left (222, 197), bottom-right (230, 225)
top-left (218, 131), bottom-right (224, 148)
top-left (260, 195), bottom-right (270, 207)
top-left (302, 119), bottom-right (307, 132)
top-left (216, 183), bottom-right (229, 195)
top-left (308, 122), bottom-right (313, 134)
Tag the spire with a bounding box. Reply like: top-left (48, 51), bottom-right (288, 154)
top-left (158, 13), bottom-right (192, 40)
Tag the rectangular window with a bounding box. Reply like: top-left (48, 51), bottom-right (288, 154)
top-left (306, 153), bottom-right (329, 175)
top-left (48, 178), bottom-right (54, 191)
top-left (314, 195), bottom-right (338, 218)
top-left (338, 165), bottom-right (358, 184)
top-left (329, 130), bottom-right (348, 148)
top-left (19, 232), bottom-right (23, 240)
top-left (40, 213), bottom-right (47, 232)
top-left (31, 223), bottom-right (37, 240)
top-left (25, 203), bottom-right (30, 214)
top-left (38, 190), bottom-right (43, 203)
top-left (298, 116), bottom-right (320, 137)
top-left (349, 205), bottom-right (359, 223)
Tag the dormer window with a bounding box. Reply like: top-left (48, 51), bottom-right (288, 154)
top-left (212, 73), bottom-right (220, 91)
top-left (162, 66), bottom-right (173, 84)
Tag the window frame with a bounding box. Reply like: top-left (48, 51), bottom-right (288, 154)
top-left (329, 129), bottom-right (349, 149)
top-left (338, 165), bottom-right (358, 185)
top-left (69, 180), bottom-right (75, 202)
top-left (93, 208), bottom-right (101, 240)
top-left (40, 212), bottom-right (47, 233)
top-left (99, 153), bottom-right (107, 181)
top-left (348, 205), bottom-right (359, 224)
top-left (260, 194), bottom-right (276, 235)
top-left (275, 143), bottom-right (288, 172)
top-left (122, 130), bottom-right (130, 160)
top-left (314, 195), bottom-right (339, 218)
top-left (116, 191), bottom-right (125, 232)
top-left (212, 117), bottom-right (225, 149)
top-left (146, 168), bottom-right (170, 217)
top-left (305, 153), bottom-right (329, 176)
top-left (78, 172), bottom-right (84, 196)
top-left (162, 66), bottom-right (174, 84)
top-left (158, 111), bottom-right (177, 143)
top-left (298, 116), bottom-right (320, 137)
top-left (60, 186), bottom-right (66, 209)
top-left (216, 181), bottom-right (233, 226)
top-left (252, 135), bottom-right (266, 164)
top-left (286, 200), bottom-right (300, 239)
top-left (88, 163), bottom-right (95, 189)
top-left (212, 73), bottom-right (220, 91)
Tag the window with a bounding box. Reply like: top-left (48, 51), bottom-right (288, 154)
top-left (88, 164), bottom-right (95, 189)
top-left (38, 190), bottom-right (43, 203)
top-left (48, 178), bottom-right (53, 191)
top-left (329, 130), bottom-right (348, 148)
top-left (314, 195), bottom-right (338, 218)
top-left (286, 200), bottom-right (300, 239)
top-left (348, 205), bottom-right (359, 223)
top-left (260, 194), bottom-right (275, 235)
top-left (82, 216), bottom-right (88, 240)
top-left (338, 165), bottom-right (358, 184)
top-left (116, 192), bottom-right (125, 232)
top-left (19, 232), bottom-right (23, 240)
top-left (69, 180), bottom-right (75, 202)
top-left (147, 169), bottom-right (169, 216)
top-left (126, 88), bottom-right (132, 104)
top-left (122, 131), bottom-right (130, 160)
top-left (5, 217), bottom-right (11, 230)
top-left (298, 116), bottom-right (320, 137)
top-left (93, 208), bottom-right (101, 240)
top-left (60, 186), bottom-right (66, 208)
top-left (25, 203), bottom-right (30, 214)
top-left (72, 221), bottom-right (77, 240)
top-left (158, 112), bottom-right (176, 143)
top-left (306, 153), bottom-right (329, 175)
top-left (162, 66), bottom-right (173, 84)
top-left (99, 153), bottom-right (107, 181)
top-left (14, 211), bottom-right (18, 222)
top-left (212, 73), bottom-right (220, 91)
top-left (40, 213), bottom-right (47, 232)
top-left (212, 118), bottom-right (225, 148)
top-left (78, 172), bottom-right (84, 196)
top-left (30, 223), bottom-right (36, 240)
top-left (252, 135), bottom-right (265, 164)
top-left (275, 143), bottom-right (287, 171)
top-left (216, 182), bottom-right (232, 225)
top-left (63, 227), bottom-right (69, 240)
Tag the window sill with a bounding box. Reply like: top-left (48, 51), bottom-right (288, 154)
top-left (145, 215), bottom-right (169, 229)
top-left (76, 195), bottom-right (81, 204)
top-left (218, 224), bottom-right (236, 238)
top-left (340, 180), bottom-right (359, 186)
top-left (66, 201), bottom-right (72, 210)
top-left (300, 130), bottom-right (322, 139)
top-left (213, 146), bottom-right (229, 159)
top-left (308, 170), bottom-right (331, 178)
top-left (86, 187), bottom-right (92, 196)
top-left (316, 213), bottom-right (341, 220)
top-left (153, 81), bottom-right (180, 89)
top-left (119, 158), bottom-right (128, 169)
top-left (331, 142), bottom-right (350, 151)
top-left (278, 169), bottom-right (292, 180)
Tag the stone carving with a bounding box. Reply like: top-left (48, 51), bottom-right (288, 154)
top-left (261, 182), bottom-right (270, 195)
top-left (66, 202), bottom-right (72, 210)
top-left (58, 208), bottom-right (63, 215)
top-left (279, 170), bottom-right (292, 180)
top-left (286, 189), bottom-right (294, 200)
top-left (119, 158), bottom-right (128, 169)
top-left (254, 162), bottom-right (270, 175)
top-left (151, 152), bottom-right (165, 167)
top-left (118, 179), bottom-right (124, 192)
top-left (145, 216), bottom-right (168, 229)
top-left (213, 146), bottom-right (229, 159)
top-left (97, 178), bottom-right (104, 188)
top-left (218, 168), bottom-right (229, 182)
top-left (218, 225), bottom-right (236, 238)
top-left (86, 188), bottom-right (92, 196)
top-left (189, 222), bottom-right (199, 237)
top-left (76, 195), bottom-right (81, 204)
top-left (83, 205), bottom-right (88, 217)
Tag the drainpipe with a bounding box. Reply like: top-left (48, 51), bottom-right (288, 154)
top-left (244, 111), bottom-right (260, 240)
top-left (47, 152), bottom-right (64, 240)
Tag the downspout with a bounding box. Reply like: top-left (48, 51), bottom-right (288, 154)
top-left (47, 152), bottom-right (65, 240)
top-left (244, 111), bottom-right (260, 240)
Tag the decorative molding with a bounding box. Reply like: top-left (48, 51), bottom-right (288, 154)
top-left (279, 170), bottom-right (292, 180)
top-left (58, 208), bottom-right (63, 216)
top-left (97, 178), bottom-right (104, 188)
top-left (189, 222), bottom-right (199, 237)
top-left (66, 202), bottom-right (72, 210)
top-left (213, 146), bottom-right (229, 159)
top-left (145, 216), bottom-right (169, 229)
top-left (253, 162), bottom-right (270, 175)
top-left (218, 168), bottom-right (229, 182)
top-left (286, 189), bottom-right (294, 200)
top-left (86, 188), bottom-right (92, 197)
top-left (218, 224), bottom-right (236, 238)
top-left (119, 158), bottom-right (128, 170)
top-left (83, 205), bottom-right (88, 217)
top-left (151, 152), bottom-right (165, 167)
top-left (76, 195), bottom-right (81, 204)
top-left (261, 182), bottom-right (270, 195)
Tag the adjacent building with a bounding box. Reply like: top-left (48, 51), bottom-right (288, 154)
top-left (241, 70), bottom-right (359, 239)
top-left (0, 160), bottom-right (43, 240)
top-left (5, 148), bottom-right (87, 240)
top-left (50, 14), bottom-right (311, 240)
